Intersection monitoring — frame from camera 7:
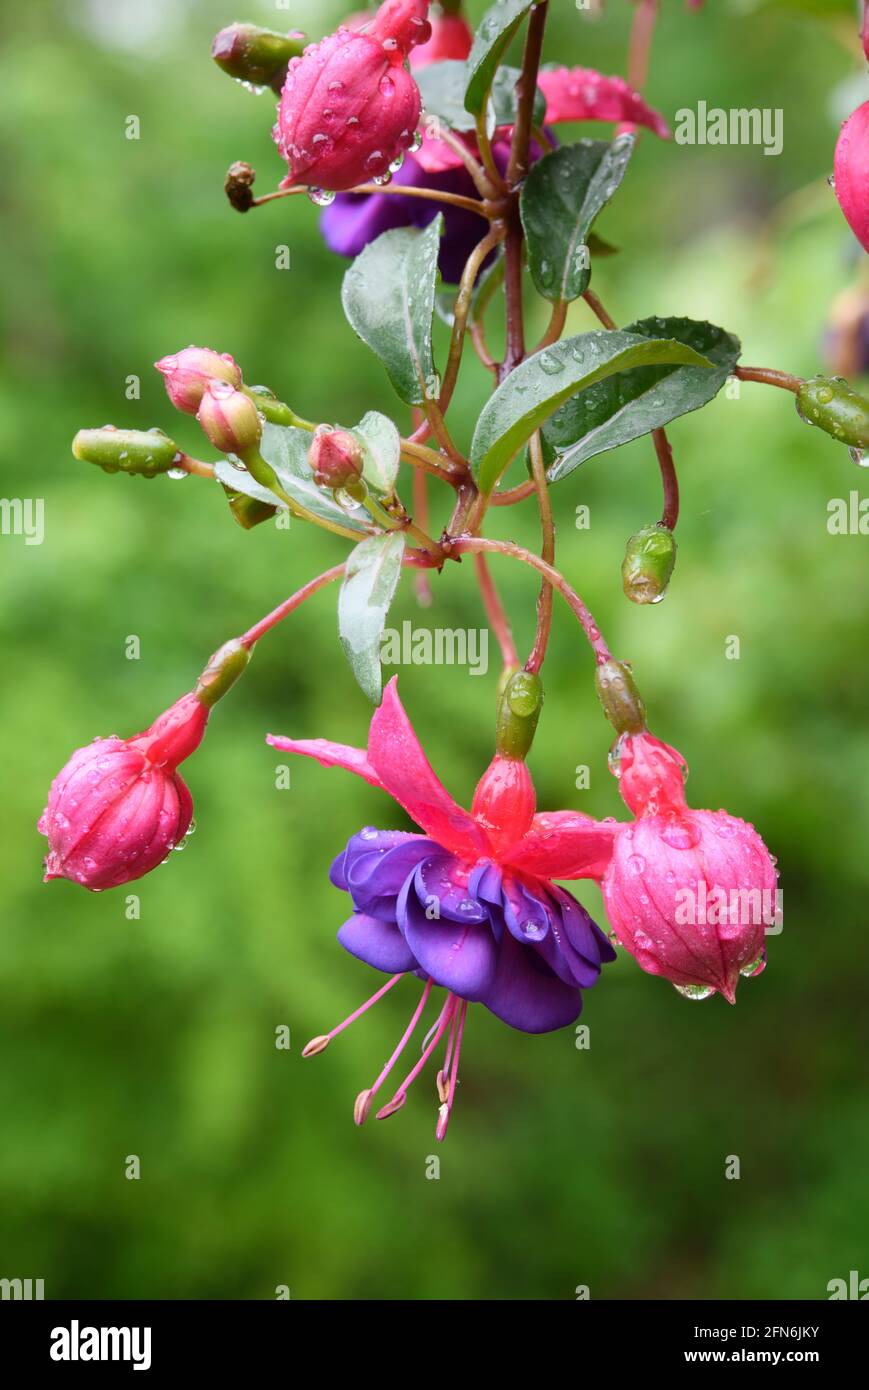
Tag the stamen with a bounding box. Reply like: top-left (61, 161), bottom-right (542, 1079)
top-left (301, 972), bottom-right (405, 1058)
top-left (376, 994), bottom-right (456, 1120)
top-left (355, 978), bottom-right (433, 1124)
top-left (436, 997), bottom-right (461, 1101)
top-left (436, 999), bottom-right (468, 1142)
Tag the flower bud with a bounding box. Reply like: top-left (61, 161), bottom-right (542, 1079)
top-left (155, 346), bottom-right (242, 415)
top-left (72, 426), bottom-right (179, 478)
top-left (273, 0), bottom-right (428, 192)
top-left (603, 730), bottom-right (778, 1002)
top-left (495, 670), bottom-right (543, 761)
top-left (595, 659), bottom-right (646, 737)
top-left (308, 427), bottom-right (364, 489)
top-left (795, 375), bottom-right (869, 451)
top-left (211, 23), bottom-right (305, 93)
top-left (223, 486), bottom-right (278, 529)
top-left (833, 101), bottom-right (869, 254)
top-left (197, 381), bottom-right (262, 457)
top-left (622, 524), bottom-right (677, 604)
top-left (39, 693), bottom-right (209, 891)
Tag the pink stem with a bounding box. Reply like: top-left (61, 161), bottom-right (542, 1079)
top-left (436, 999), bottom-right (467, 1141)
top-left (302, 972), bottom-right (405, 1056)
top-left (376, 994), bottom-right (457, 1119)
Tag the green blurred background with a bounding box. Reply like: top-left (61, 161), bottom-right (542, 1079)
top-left (1, 0), bottom-right (868, 1300)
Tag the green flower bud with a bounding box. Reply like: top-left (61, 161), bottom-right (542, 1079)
top-left (194, 638), bottom-right (252, 708)
top-left (496, 671), bottom-right (544, 760)
top-left (72, 427), bottom-right (178, 478)
top-left (795, 376), bottom-right (869, 452)
top-left (211, 24), bottom-right (305, 94)
top-left (622, 523), bottom-right (677, 605)
top-left (595, 659), bottom-right (646, 736)
top-left (223, 487), bottom-right (278, 530)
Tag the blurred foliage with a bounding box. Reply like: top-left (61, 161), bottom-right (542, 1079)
top-left (0, 0), bottom-right (868, 1300)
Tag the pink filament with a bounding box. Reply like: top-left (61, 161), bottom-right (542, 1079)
top-left (376, 993), bottom-right (457, 1119)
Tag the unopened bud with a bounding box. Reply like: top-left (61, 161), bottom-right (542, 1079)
top-left (72, 426), bottom-right (178, 477)
top-left (197, 381), bottom-right (262, 457)
top-left (622, 524), bottom-right (677, 604)
top-left (194, 638), bottom-right (251, 709)
top-left (223, 487), bottom-right (278, 530)
top-left (224, 160), bottom-right (256, 213)
top-left (156, 346), bottom-right (242, 414)
top-left (595, 659), bottom-right (646, 737)
top-left (795, 375), bottom-right (869, 451)
top-left (495, 670), bottom-right (543, 761)
top-left (211, 23), bottom-right (305, 93)
top-left (308, 427), bottom-right (364, 489)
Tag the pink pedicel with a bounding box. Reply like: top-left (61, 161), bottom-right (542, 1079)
top-left (833, 101), bottom-right (869, 254)
top-left (273, 0), bottom-right (431, 192)
top-left (154, 346), bottom-right (242, 415)
top-left (39, 694), bottom-right (209, 892)
top-left (602, 732), bottom-right (778, 1003)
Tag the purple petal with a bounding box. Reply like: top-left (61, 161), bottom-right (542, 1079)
top-left (480, 933), bottom-right (584, 1034)
top-left (397, 874), bottom-right (497, 1000)
top-left (552, 884), bottom-right (617, 964)
top-left (413, 855), bottom-right (489, 924)
top-left (337, 913), bottom-right (417, 974)
top-left (500, 875), bottom-right (552, 944)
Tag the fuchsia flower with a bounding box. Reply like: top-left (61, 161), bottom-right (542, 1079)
top-left (155, 346), bottom-right (241, 415)
top-left (833, 101), bottom-right (869, 255)
top-left (39, 694), bottom-right (209, 892)
top-left (267, 678), bottom-right (617, 1137)
top-left (602, 732), bottom-right (779, 1004)
top-left (273, 0), bottom-right (432, 192)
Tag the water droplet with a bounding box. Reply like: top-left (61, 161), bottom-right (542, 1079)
top-left (167, 467), bottom-right (188, 481)
top-left (307, 187), bottom-right (336, 206)
top-left (627, 854), bottom-right (646, 876)
top-left (673, 982), bottom-right (715, 1001)
top-left (539, 349), bottom-right (564, 375)
top-left (388, 153), bottom-right (405, 174)
top-left (740, 950), bottom-right (766, 978)
top-left (660, 821), bottom-right (700, 850)
top-left (849, 446), bottom-right (867, 467)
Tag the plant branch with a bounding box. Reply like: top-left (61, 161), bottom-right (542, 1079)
top-left (441, 225), bottom-right (506, 406)
top-left (653, 427), bottom-right (680, 531)
top-left (734, 365), bottom-right (803, 393)
top-left (447, 536), bottom-right (612, 666)
top-left (506, 1), bottom-right (549, 187)
top-left (474, 553), bottom-right (519, 669)
top-left (525, 432), bottom-right (555, 674)
top-left (252, 182), bottom-right (493, 220)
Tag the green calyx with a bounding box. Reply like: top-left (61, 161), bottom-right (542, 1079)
top-left (194, 638), bottom-right (252, 708)
top-left (244, 386), bottom-right (310, 429)
top-left (595, 659), bottom-right (646, 736)
top-left (211, 24), bottom-right (305, 94)
top-left (622, 523), bottom-right (677, 605)
top-left (223, 487), bottom-right (278, 530)
top-left (496, 670), bottom-right (544, 760)
top-left (795, 376), bottom-right (869, 451)
top-left (72, 427), bottom-right (179, 478)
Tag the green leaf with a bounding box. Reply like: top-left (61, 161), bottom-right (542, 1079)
top-left (350, 411), bottom-right (401, 495)
top-left (341, 219), bottom-right (443, 405)
top-left (520, 138), bottom-right (634, 303)
top-left (338, 531), bottom-right (407, 704)
top-left (470, 331), bottom-right (715, 493)
top-left (543, 318), bottom-right (741, 482)
top-left (464, 0), bottom-right (535, 116)
top-left (417, 59), bottom-right (545, 132)
top-left (215, 424), bottom-right (370, 532)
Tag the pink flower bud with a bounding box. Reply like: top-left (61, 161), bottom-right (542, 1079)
top-left (197, 381), bottom-right (262, 456)
top-left (155, 347), bottom-right (242, 415)
top-left (408, 11), bottom-right (472, 70)
top-left (273, 1), bottom-right (429, 192)
top-left (602, 732), bottom-right (778, 1003)
top-left (39, 694), bottom-right (209, 891)
top-left (833, 101), bottom-right (869, 254)
top-left (308, 427), bottom-right (364, 488)
top-left (471, 755), bottom-right (536, 854)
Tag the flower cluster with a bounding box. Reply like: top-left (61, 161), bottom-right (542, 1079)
top-left (45, 0), bottom-right (868, 1144)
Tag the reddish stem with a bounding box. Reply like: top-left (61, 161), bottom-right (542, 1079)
top-left (474, 553), bottom-right (519, 669)
top-left (734, 365), bottom-right (803, 394)
top-left (525, 433), bottom-right (555, 675)
top-left (653, 428), bottom-right (680, 531)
